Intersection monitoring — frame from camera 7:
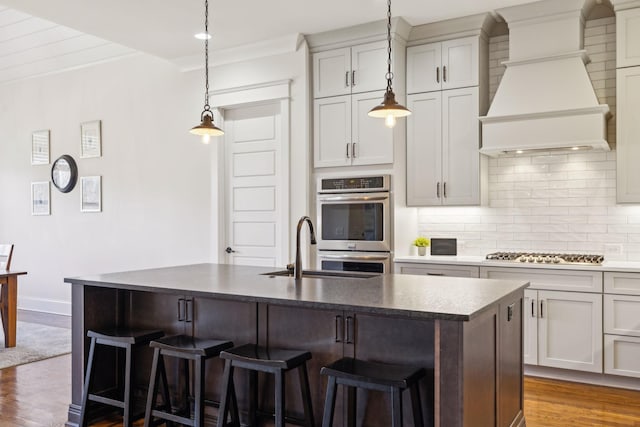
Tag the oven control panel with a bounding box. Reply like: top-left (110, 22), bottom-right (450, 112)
top-left (319, 175), bottom-right (390, 193)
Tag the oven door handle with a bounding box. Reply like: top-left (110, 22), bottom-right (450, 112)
top-left (318, 254), bottom-right (390, 261)
top-left (318, 195), bottom-right (388, 202)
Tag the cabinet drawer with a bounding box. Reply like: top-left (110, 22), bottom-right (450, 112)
top-left (604, 334), bottom-right (640, 378)
top-left (604, 294), bottom-right (640, 337)
top-left (604, 272), bottom-right (640, 296)
top-left (480, 267), bottom-right (602, 292)
top-left (395, 263), bottom-right (479, 278)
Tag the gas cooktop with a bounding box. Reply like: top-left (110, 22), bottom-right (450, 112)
top-left (485, 252), bottom-right (604, 265)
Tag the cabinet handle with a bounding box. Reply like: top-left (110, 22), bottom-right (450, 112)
top-left (185, 298), bottom-right (193, 323)
top-left (177, 298), bottom-right (186, 321)
top-left (443, 182), bottom-right (447, 198)
top-left (540, 300), bottom-right (544, 318)
top-left (335, 315), bottom-right (344, 342)
top-left (346, 316), bottom-right (355, 344)
top-left (426, 273), bottom-right (444, 276)
top-left (345, 71), bottom-right (350, 87)
top-left (352, 70), bottom-right (356, 86)
top-left (531, 298), bottom-right (537, 318)
top-left (346, 143), bottom-right (350, 158)
top-left (436, 182), bottom-right (440, 198)
top-left (443, 65), bottom-right (447, 82)
top-left (352, 142), bottom-right (357, 158)
top-left (436, 66), bottom-right (440, 83)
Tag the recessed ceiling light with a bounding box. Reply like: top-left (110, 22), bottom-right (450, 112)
top-left (194, 32), bottom-right (211, 40)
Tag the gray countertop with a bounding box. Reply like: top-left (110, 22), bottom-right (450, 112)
top-left (65, 263), bottom-right (528, 321)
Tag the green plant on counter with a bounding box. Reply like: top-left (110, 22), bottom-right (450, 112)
top-left (413, 237), bottom-right (430, 247)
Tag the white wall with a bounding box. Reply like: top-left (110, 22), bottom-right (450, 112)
top-left (0, 54), bottom-right (214, 315)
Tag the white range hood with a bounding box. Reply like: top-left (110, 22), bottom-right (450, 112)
top-left (479, 0), bottom-right (610, 156)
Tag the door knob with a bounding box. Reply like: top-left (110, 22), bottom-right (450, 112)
top-left (225, 247), bottom-right (236, 254)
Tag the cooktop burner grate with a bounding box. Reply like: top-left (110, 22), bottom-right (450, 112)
top-left (485, 252), bottom-right (604, 265)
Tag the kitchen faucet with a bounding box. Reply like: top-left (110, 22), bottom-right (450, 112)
top-left (289, 216), bottom-right (317, 279)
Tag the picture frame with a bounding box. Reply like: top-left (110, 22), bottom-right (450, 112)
top-left (31, 130), bottom-right (50, 165)
top-left (80, 176), bottom-right (102, 213)
top-left (80, 120), bottom-right (102, 158)
top-left (31, 181), bottom-right (50, 216)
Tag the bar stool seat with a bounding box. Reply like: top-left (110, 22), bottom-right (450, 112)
top-left (144, 334), bottom-right (236, 427)
top-left (79, 328), bottom-right (164, 427)
top-left (320, 357), bottom-right (426, 427)
top-left (217, 344), bottom-right (315, 427)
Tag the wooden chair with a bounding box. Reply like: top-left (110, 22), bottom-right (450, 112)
top-left (0, 244), bottom-right (13, 270)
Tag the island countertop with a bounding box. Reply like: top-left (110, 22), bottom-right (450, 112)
top-left (65, 263), bottom-right (529, 321)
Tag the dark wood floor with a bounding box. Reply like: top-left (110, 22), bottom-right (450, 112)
top-left (1, 350), bottom-right (640, 426)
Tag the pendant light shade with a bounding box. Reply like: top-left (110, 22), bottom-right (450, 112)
top-left (191, 0), bottom-right (223, 142)
top-left (368, 0), bottom-right (410, 128)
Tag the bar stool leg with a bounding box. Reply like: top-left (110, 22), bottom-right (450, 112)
top-left (298, 362), bottom-right (315, 427)
top-left (248, 370), bottom-right (258, 426)
top-left (274, 370), bottom-right (285, 427)
top-left (321, 376), bottom-right (337, 427)
top-left (391, 387), bottom-right (403, 427)
top-left (347, 387), bottom-right (357, 427)
top-left (183, 358), bottom-right (191, 416)
top-left (145, 348), bottom-right (161, 427)
top-left (228, 375), bottom-right (240, 427)
top-left (217, 359), bottom-right (234, 427)
top-left (79, 337), bottom-right (97, 427)
top-left (158, 355), bottom-right (174, 426)
top-left (123, 344), bottom-right (133, 427)
top-left (194, 356), bottom-right (205, 427)
top-left (410, 384), bottom-right (424, 427)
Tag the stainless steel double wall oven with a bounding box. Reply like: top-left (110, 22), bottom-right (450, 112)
top-left (316, 175), bottom-right (391, 273)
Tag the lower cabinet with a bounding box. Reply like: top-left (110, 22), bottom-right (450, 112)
top-left (603, 291), bottom-right (640, 378)
top-left (394, 262), bottom-right (480, 277)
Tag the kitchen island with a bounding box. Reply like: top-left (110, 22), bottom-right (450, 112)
top-left (65, 263), bottom-right (528, 427)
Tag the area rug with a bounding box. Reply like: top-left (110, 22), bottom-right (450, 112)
top-left (0, 321), bottom-right (71, 369)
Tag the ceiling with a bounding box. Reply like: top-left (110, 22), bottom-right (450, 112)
top-left (0, 0), bottom-right (542, 84)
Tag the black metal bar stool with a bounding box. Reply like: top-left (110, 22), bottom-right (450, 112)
top-left (144, 334), bottom-right (237, 427)
top-left (216, 344), bottom-right (315, 427)
top-left (79, 328), bottom-right (165, 427)
top-left (320, 357), bottom-right (426, 427)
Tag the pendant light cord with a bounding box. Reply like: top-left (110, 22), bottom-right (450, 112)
top-left (203, 0), bottom-right (211, 115)
top-left (385, 0), bottom-right (393, 93)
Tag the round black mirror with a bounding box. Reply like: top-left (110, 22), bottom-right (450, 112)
top-left (51, 154), bottom-right (78, 193)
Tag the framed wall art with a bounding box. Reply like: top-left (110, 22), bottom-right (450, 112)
top-left (80, 120), bottom-right (102, 158)
top-left (80, 176), bottom-right (101, 213)
top-left (31, 130), bottom-right (50, 165)
top-left (31, 181), bottom-right (50, 216)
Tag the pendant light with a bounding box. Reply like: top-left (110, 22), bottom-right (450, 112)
top-left (368, 0), bottom-right (411, 128)
top-left (190, 0), bottom-right (223, 143)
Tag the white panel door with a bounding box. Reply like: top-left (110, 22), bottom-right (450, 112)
top-left (406, 42), bottom-right (442, 94)
top-left (225, 103), bottom-right (284, 267)
top-left (604, 334), bottom-right (640, 378)
top-left (441, 36), bottom-right (479, 90)
top-left (616, 67), bottom-right (640, 203)
top-left (350, 41), bottom-right (387, 94)
top-left (442, 87), bottom-right (480, 205)
top-left (406, 92), bottom-right (442, 206)
top-left (314, 95), bottom-right (351, 168)
top-left (616, 8), bottom-right (640, 68)
top-left (351, 91), bottom-right (393, 166)
top-left (313, 47), bottom-right (351, 98)
top-left (524, 289), bottom-right (539, 365)
top-left (538, 290), bottom-right (603, 373)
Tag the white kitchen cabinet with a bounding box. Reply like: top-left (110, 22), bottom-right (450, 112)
top-left (617, 7), bottom-right (640, 68)
top-left (314, 91), bottom-right (393, 168)
top-left (482, 267), bottom-right (603, 373)
top-left (406, 36), bottom-right (479, 94)
top-left (616, 67), bottom-right (640, 203)
top-left (406, 86), bottom-right (482, 206)
top-left (394, 262), bottom-right (479, 277)
top-left (313, 41), bottom-right (387, 99)
top-left (605, 271), bottom-right (640, 295)
top-left (604, 294), bottom-right (640, 337)
top-left (604, 334), bottom-right (640, 378)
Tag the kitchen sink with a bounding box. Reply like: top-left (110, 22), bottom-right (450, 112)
top-left (262, 269), bottom-right (379, 279)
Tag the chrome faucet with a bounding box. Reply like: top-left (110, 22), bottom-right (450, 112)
top-left (290, 216), bottom-right (317, 279)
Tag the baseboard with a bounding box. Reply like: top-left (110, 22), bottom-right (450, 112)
top-left (18, 296), bottom-right (71, 316)
top-left (525, 365), bottom-right (640, 391)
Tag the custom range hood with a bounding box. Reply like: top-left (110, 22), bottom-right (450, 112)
top-left (480, 0), bottom-right (610, 156)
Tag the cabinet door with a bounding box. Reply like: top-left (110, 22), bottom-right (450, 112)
top-left (441, 36), bottom-right (479, 90)
top-left (538, 290), bottom-right (603, 373)
top-left (351, 91), bottom-right (393, 166)
top-left (616, 67), bottom-right (640, 203)
top-left (406, 92), bottom-right (442, 206)
top-left (350, 41), bottom-right (388, 94)
top-left (442, 87), bottom-right (480, 206)
top-left (395, 262), bottom-right (479, 278)
top-left (604, 294), bottom-right (640, 337)
top-left (604, 334), bottom-right (640, 378)
top-left (523, 289), bottom-right (538, 365)
top-left (616, 8), bottom-right (640, 68)
top-left (406, 42), bottom-right (442, 94)
top-left (314, 95), bottom-right (351, 168)
top-left (313, 48), bottom-right (351, 98)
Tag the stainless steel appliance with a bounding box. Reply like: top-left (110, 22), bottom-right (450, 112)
top-left (485, 252), bottom-right (604, 265)
top-left (317, 175), bottom-right (391, 274)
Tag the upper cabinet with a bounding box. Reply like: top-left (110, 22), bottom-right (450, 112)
top-left (313, 41), bottom-right (388, 98)
top-left (407, 36), bottom-right (480, 94)
top-left (617, 7), bottom-right (640, 68)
